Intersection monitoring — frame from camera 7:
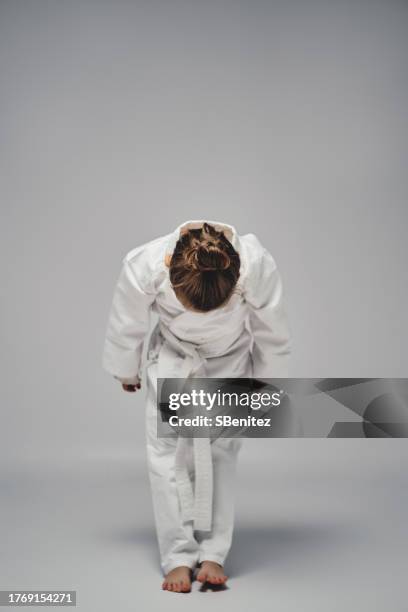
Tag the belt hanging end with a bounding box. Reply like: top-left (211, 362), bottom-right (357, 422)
top-left (193, 516), bottom-right (212, 532)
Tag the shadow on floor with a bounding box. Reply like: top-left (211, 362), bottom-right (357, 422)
top-left (99, 518), bottom-right (358, 579)
top-left (227, 520), bottom-right (358, 577)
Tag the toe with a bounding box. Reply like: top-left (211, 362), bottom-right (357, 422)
top-left (209, 574), bottom-right (225, 584)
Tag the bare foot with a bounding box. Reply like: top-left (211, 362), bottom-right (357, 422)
top-left (197, 561), bottom-right (228, 585)
top-left (162, 566), bottom-right (192, 593)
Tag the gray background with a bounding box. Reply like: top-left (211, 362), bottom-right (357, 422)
top-left (1, 0), bottom-right (407, 610)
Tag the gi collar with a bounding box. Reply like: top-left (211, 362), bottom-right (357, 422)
top-left (165, 219), bottom-right (241, 256)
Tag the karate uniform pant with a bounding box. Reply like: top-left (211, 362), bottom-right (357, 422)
top-left (145, 360), bottom-right (242, 575)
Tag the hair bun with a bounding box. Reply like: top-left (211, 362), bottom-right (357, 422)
top-left (169, 222), bottom-right (241, 311)
top-left (185, 242), bottom-right (231, 272)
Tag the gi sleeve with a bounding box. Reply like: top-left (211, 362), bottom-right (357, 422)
top-left (245, 243), bottom-right (292, 379)
top-left (102, 253), bottom-right (156, 380)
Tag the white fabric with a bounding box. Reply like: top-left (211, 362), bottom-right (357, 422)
top-left (157, 319), bottom-right (214, 532)
top-left (102, 219), bottom-right (292, 573)
top-left (114, 374), bottom-right (140, 385)
top-left (145, 360), bottom-right (242, 574)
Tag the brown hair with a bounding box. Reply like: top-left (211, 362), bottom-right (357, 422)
top-left (169, 222), bottom-right (241, 312)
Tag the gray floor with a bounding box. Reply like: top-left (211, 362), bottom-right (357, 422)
top-left (1, 441), bottom-right (407, 611)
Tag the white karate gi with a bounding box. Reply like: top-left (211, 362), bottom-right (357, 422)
top-left (102, 220), bottom-right (291, 574)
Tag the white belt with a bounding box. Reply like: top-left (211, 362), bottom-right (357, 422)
top-left (157, 321), bottom-right (239, 532)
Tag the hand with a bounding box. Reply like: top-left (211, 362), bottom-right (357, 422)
top-left (114, 374), bottom-right (141, 392)
top-left (122, 382), bottom-right (141, 392)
